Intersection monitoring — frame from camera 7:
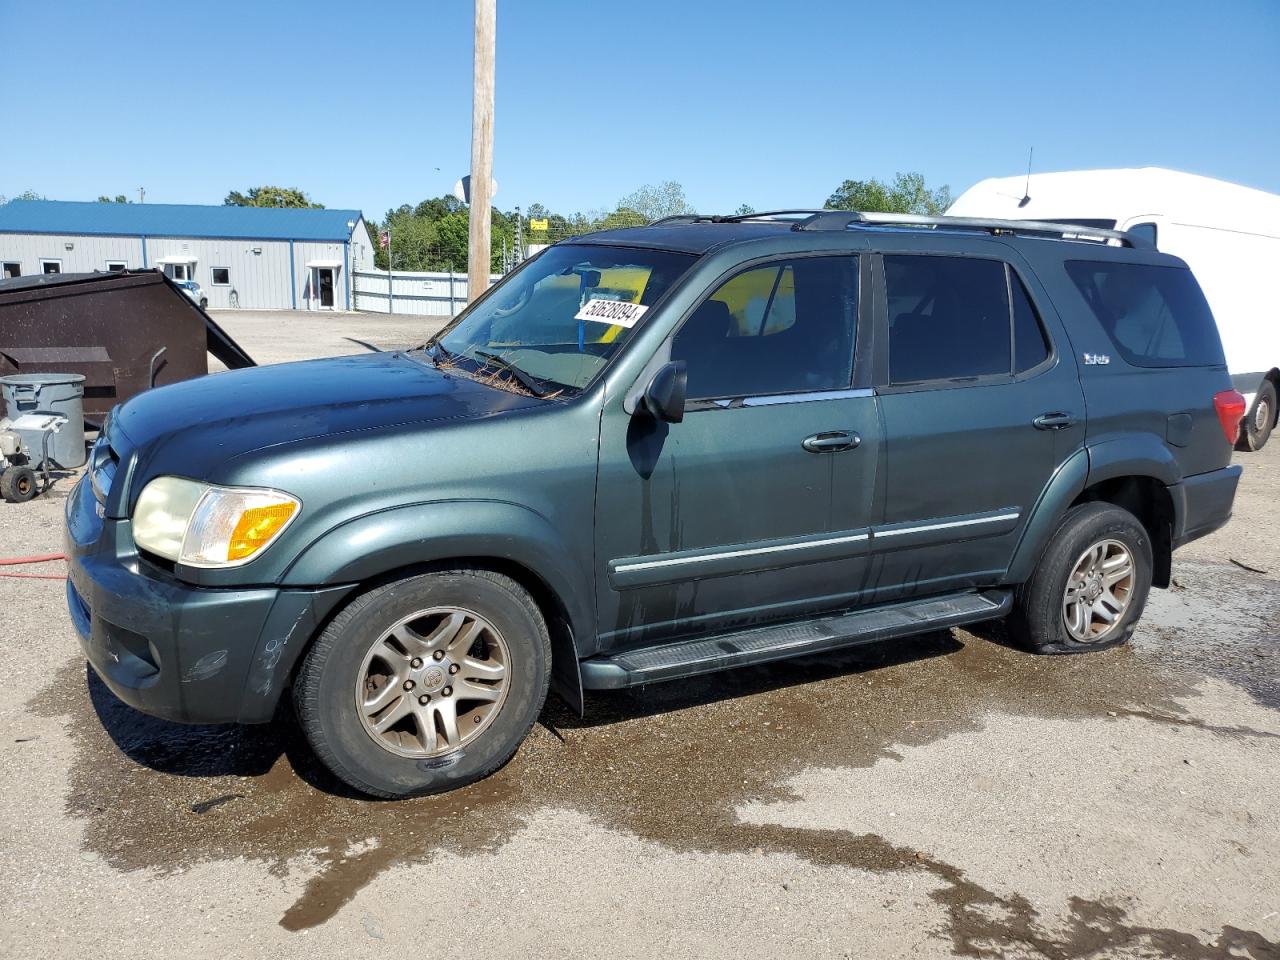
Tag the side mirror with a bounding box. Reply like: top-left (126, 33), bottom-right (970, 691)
top-left (642, 361), bottom-right (687, 423)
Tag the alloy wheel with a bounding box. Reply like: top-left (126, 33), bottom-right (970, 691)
top-left (356, 607), bottom-right (510, 758)
top-left (1062, 539), bottom-right (1135, 642)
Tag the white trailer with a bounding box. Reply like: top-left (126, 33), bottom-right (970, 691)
top-left (948, 167), bottom-right (1280, 450)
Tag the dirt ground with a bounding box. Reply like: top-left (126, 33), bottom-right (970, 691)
top-left (1, 313), bottom-right (1277, 959)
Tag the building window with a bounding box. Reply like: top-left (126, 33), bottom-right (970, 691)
top-left (2, 262), bottom-right (19, 279)
top-left (105, 261), bottom-right (127, 272)
top-left (40, 259), bottom-right (62, 275)
top-left (211, 267), bottom-right (231, 286)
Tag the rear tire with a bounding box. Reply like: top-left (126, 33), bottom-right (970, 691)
top-left (293, 568), bottom-right (551, 798)
top-left (1008, 502), bottom-right (1152, 655)
top-left (1237, 379), bottom-right (1276, 452)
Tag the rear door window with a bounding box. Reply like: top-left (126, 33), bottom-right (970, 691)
top-left (885, 256), bottom-right (1012, 384)
top-left (1064, 261), bottom-right (1225, 367)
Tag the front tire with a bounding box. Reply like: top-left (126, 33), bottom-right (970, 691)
top-left (1009, 502), bottom-right (1153, 655)
top-left (293, 568), bottom-right (551, 798)
top-left (1238, 379), bottom-right (1276, 452)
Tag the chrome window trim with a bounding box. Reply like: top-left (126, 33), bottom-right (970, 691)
top-left (743, 388), bottom-right (875, 407)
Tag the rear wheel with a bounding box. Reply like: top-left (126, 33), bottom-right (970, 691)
top-left (1008, 502), bottom-right (1152, 654)
top-left (1238, 379), bottom-right (1276, 452)
top-left (293, 568), bottom-right (551, 798)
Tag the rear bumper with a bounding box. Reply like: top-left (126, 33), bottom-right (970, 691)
top-left (1171, 464), bottom-right (1242, 549)
top-left (63, 475), bottom-right (350, 724)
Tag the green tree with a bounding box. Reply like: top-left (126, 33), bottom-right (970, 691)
top-left (0, 189), bottom-right (44, 204)
top-left (432, 210), bottom-right (471, 272)
top-left (97, 194), bottom-right (129, 203)
top-left (824, 172), bottom-right (952, 216)
top-left (617, 181), bottom-right (694, 221)
top-left (413, 195), bottom-right (465, 220)
top-left (224, 186), bottom-right (324, 208)
top-left (598, 207), bottom-right (648, 231)
top-left (733, 203), bottom-right (756, 216)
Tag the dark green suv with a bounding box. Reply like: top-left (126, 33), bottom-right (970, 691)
top-left (64, 211), bottom-right (1244, 797)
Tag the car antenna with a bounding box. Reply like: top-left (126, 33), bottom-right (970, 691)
top-left (1017, 146), bottom-right (1034, 208)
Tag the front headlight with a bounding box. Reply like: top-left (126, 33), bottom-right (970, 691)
top-left (132, 477), bottom-right (301, 567)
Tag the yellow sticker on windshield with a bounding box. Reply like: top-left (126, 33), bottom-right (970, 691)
top-left (575, 298), bottom-right (649, 328)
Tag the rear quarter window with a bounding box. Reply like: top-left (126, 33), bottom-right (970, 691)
top-left (1064, 260), bottom-right (1225, 368)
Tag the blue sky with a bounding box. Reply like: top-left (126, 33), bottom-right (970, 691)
top-left (2, 0), bottom-right (1277, 221)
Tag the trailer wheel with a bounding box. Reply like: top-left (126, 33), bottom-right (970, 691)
top-left (1, 466), bottom-right (38, 503)
top-left (1238, 379), bottom-right (1276, 452)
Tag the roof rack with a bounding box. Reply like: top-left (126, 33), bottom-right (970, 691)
top-left (791, 210), bottom-right (1153, 249)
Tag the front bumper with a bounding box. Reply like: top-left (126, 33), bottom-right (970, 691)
top-left (63, 475), bottom-right (350, 724)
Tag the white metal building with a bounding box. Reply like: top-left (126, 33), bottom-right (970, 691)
top-left (0, 200), bottom-right (372, 310)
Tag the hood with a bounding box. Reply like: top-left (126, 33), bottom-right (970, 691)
top-left (111, 351), bottom-right (541, 490)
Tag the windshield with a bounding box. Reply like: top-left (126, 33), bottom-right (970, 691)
top-left (432, 244), bottom-right (696, 393)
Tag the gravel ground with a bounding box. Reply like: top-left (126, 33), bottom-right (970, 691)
top-left (0, 320), bottom-right (1277, 959)
top-left (207, 309), bottom-right (452, 367)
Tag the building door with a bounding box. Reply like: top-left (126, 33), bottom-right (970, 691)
top-left (318, 268), bottom-right (335, 308)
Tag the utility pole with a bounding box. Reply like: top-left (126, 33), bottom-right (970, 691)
top-left (467, 0), bottom-right (496, 302)
top-left (138, 186), bottom-right (145, 204)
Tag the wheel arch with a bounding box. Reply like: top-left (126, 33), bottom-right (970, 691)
top-left (1067, 475), bottom-right (1174, 589)
top-left (1006, 439), bottom-right (1179, 588)
top-left (275, 501), bottom-right (591, 713)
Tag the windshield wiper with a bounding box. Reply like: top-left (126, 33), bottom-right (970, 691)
top-left (471, 350), bottom-right (553, 398)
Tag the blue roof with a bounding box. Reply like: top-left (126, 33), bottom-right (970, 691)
top-left (0, 199), bottom-right (363, 241)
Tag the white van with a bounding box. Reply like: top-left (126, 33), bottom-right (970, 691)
top-left (948, 167), bottom-right (1280, 450)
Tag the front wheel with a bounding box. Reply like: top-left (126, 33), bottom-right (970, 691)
top-left (1008, 502), bottom-right (1153, 655)
top-left (293, 568), bottom-right (551, 798)
top-left (1238, 379), bottom-right (1276, 452)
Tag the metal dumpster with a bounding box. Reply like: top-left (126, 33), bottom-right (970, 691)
top-left (0, 269), bottom-right (254, 423)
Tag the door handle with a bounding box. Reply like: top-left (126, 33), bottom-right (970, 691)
top-left (1033, 412), bottom-right (1078, 431)
top-left (802, 431), bottom-right (860, 453)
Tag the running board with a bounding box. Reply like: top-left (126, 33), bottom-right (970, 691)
top-left (580, 590), bottom-right (1012, 689)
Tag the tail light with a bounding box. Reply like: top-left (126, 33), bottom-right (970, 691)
top-left (1213, 389), bottom-right (1247, 445)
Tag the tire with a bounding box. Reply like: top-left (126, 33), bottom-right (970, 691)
top-left (1, 466), bottom-right (38, 503)
top-left (199, 297), bottom-right (208, 309)
top-left (1008, 502), bottom-right (1153, 655)
top-left (293, 568), bottom-right (551, 798)
top-left (1237, 379), bottom-right (1276, 452)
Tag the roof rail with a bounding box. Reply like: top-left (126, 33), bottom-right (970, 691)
top-left (648, 214), bottom-right (713, 226)
top-left (648, 210), bottom-right (828, 226)
top-left (792, 210), bottom-right (1153, 249)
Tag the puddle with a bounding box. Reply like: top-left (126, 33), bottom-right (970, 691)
top-left (30, 558), bottom-right (1280, 956)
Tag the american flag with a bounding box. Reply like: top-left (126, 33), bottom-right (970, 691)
top-left (379, 230), bottom-right (390, 249)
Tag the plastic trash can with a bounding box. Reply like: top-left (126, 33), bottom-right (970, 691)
top-left (0, 372), bottom-right (87, 468)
